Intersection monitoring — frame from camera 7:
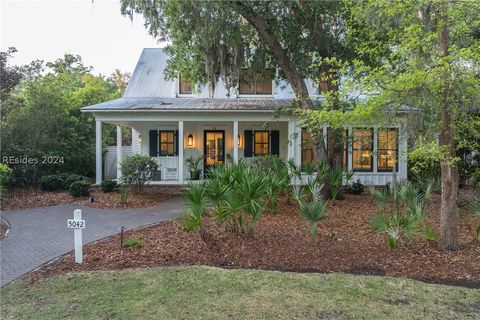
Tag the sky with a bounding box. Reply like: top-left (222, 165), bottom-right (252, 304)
top-left (0, 0), bottom-right (161, 75)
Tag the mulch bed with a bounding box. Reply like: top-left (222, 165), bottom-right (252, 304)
top-left (33, 190), bottom-right (480, 287)
top-left (1, 189), bottom-right (171, 211)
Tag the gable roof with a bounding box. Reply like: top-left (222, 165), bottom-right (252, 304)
top-left (123, 48), bottom-right (174, 98)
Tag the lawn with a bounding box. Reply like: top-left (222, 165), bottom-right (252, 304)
top-left (2, 266), bottom-right (479, 319)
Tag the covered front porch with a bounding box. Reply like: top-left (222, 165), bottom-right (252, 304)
top-left (94, 111), bottom-right (303, 185)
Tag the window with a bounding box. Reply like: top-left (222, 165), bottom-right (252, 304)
top-left (352, 128), bottom-right (373, 171)
top-left (179, 75), bottom-right (192, 94)
top-left (159, 130), bottom-right (176, 156)
top-left (302, 130), bottom-right (314, 165)
top-left (254, 131), bottom-right (269, 156)
top-left (239, 69), bottom-right (273, 95)
top-left (302, 129), bottom-right (348, 167)
top-left (377, 128), bottom-right (398, 172)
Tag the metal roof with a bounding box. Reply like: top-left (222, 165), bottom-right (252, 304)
top-left (81, 97), bottom-right (293, 112)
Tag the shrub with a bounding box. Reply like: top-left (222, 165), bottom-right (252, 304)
top-left (122, 238), bottom-right (142, 249)
top-left (408, 142), bottom-right (442, 184)
top-left (118, 184), bottom-right (131, 204)
top-left (182, 182), bottom-right (212, 246)
top-left (63, 174), bottom-right (89, 190)
top-left (472, 169), bottom-right (480, 191)
top-left (40, 174), bottom-right (64, 191)
top-left (369, 181), bottom-right (434, 249)
top-left (469, 197), bottom-right (480, 240)
top-left (100, 180), bottom-right (118, 193)
top-left (346, 179), bottom-right (364, 195)
top-left (185, 156), bottom-right (203, 180)
top-left (69, 180), bottom-right (90, 197)
top-left (120, 154), bottom-right (159, 192)
top-left (0, 164), bottom-right (12, 198)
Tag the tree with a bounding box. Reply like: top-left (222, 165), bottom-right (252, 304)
top-left (344, 0), bottom-right (480, 250)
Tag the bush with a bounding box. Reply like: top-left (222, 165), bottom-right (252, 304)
top-left (118, 184), bottom-right (131, 204)
top-left (100, 180), bottom-right (118, 193)
top-left (69, 180), bottom-right (90, 197)
top-left (120, 154), bottom-right (159, 192)
top-left (63, 174), bottom-right (89, 190)
top-left (0, 164), bottom-right (12, 198)
top-left (346, 180), bottom-right (364, 195)
top-left (472, 169), bottom-right (480, 191)
top-left (408, 142), bottom-right (442, 183)
top-left (122, 237), bottom-right (143, 249)
top-left (40, 174), bottom-right (64, 191)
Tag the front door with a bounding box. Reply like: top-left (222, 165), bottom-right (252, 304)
top-left (204, 130), bottom-right (225, 174)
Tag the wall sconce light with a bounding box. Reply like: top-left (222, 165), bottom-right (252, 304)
top-left (138, 134), bottom-right (142, 143)
top-left (187, 134), bottom-right (194, 147)
top-left (237, 134), bottom-right (242, 148)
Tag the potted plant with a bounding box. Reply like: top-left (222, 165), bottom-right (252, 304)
top-left (186, 156), bottom-right (203, 180)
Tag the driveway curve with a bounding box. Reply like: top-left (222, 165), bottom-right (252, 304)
top-left (0, 196), bottom-right (185, 287)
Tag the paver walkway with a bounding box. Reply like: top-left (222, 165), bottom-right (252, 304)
top-left (0, 197), bottom-right (185, 287)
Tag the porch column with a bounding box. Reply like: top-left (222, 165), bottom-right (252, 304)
top-left (116, 125), bottom-right (122, 181)
top-left (294, 124), bottom-right (302, 167)
top-left (233, 121), bottom-right (239, 164)
top-left (95, 120), bottom-right (102, 184)
top-left (287, 121), bottom-right (295, 161)
top-left (131, 128), bottom-right (139, 154)
top-left (178, 120), bottom-right (184, 182)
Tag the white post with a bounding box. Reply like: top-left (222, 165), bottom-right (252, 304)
top-left (131, 128), bottom-right (138, 155)
top-left (294, 124), bottom-right (302, 168)
top-left (287, 121), bottom-right (295, 161)
top-left (73, 209), bottom-right (83, 264)
top-left (178, 120), bottom-right (184, 182)
top-left (95, 120), bottom-right (102, 184)
top-left (233, 121), bottom-right (239, 164)
top-left (116, 125), bottom-right (122, 181)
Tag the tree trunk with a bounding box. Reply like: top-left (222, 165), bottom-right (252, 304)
top-left (438, 5), bottom-right (459, 251)
top-left (234, 1), bottom-right (312, 109)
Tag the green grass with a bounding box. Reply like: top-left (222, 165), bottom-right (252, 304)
top-left (2, 266), bottom-right (479, 319)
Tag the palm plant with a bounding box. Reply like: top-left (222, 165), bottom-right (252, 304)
top-left (370, 181), bottom-right (435, 249)
top-left (329, 165), bottom-right (344, 200)
top-left (182, 182), bottom-right (213, 246)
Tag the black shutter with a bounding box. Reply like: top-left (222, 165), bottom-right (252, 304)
top-left (244, 130), bottom-right (253, 157)
top-left (149, 130), bottom-right (158, 157)
top-left (270, 130), bottom-right (280, 156)
top-left (174, 130), bottom-right (179, 156)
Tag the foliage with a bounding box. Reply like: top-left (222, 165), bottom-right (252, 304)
top-left (63, 174), bottom-right (89, 190)
top-left (469, 197), bottom-right (480, 240)
top-left (68, 180), bottom-right (90, 197)
top-left (1, 52), bottom-right (127, 186)
top-left (182, 182), bottom-right (212, 246)
top-left (118, 184), bottom-right (131, 205)
top-left (40, 174), bottom-right (64, 191)
top-left (120, 154), bottom-right (159, 192)
top-left (100, 180), bottom-right (118, 193)
top-left (185, 156), bottom-right (203, 180)
top-left (408, 142), bottom-right (442, 184)
top-left (292, 179), bottom-right (328, 240)
top-left (0, 164), bottom-right (12, 198)
top-left (369, 181), bottom-right (434, 249)
top-left (122, 238), bottom-right (142, 249)
top-left (345, 179), bottom-right (364, 195)
top-left (472, 169), bottom-right (480, 191)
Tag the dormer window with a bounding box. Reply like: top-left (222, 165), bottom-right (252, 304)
top-left (239, 69), bottom-right (273, 95)
top-left (179, 74), bottom-right (192, 95)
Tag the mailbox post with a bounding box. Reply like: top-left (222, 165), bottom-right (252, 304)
top-left (67, 209), bottom-right (85, 263)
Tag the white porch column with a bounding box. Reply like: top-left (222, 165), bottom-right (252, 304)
top-left (287, 121), bottom-right (295, 161)
top-left (294, 124), bottom-right (302, 167)
top-left (131, 128), bottom-right (139, 154)
top-left (116, 125), bottom-right (122, 181)
top-left (233, 121), bottom-right (239, 164)
top-left (178, 120), bottom-right (184, 182)
top-left (95, 120), bottom-right (102, 184)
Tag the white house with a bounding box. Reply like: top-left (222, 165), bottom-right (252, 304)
top-left (82, 48), bottom-right (408, 185)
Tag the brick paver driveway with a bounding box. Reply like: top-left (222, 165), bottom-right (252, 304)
top-left (0, 197), bottom-right (185, 287)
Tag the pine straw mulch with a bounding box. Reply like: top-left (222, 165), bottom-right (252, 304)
top-left (1, 189), bottom-right (171, 211)
top-left (32, 190), bottom-right (480, 287)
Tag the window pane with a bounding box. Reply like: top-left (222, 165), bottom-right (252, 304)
top-left (179, 75), bottom-right (192, 94)
top-left (377, 128), bottom-right (398, 171)
top-left (302, 131), bottom-right (314, 165)
top-left (254, 131), bottom-right (269, 155)
top-left (352, 129), bottom-right (373, 171)
top-left (255, 71), bottom-right (273, 94)
top-left (239, 69), bottom-right (254, 94)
